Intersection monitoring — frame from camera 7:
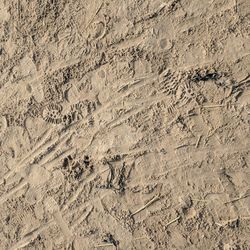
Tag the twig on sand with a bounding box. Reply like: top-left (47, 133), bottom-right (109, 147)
top-left (96, 234), bottom-right (119, 249)
top-left (165, 216), bottom-right (181, 228)
top-left (195, 135), bottom-right (202, 148)
top-left (234, 0), bottom-right (238, 13)
top-left (224, 194), bottom-right (250, 205)
top-left (215, 222), bottom-right (225, 227)
top-left (17, 0), bottom-right (21, 20)
top-left (202, 104), bottom-right (225, 108)
top-left (86, 2), bottom-right (104, 29)
top-left (95, 243), bottom-right (114, 248)
top-left (133, 236), bottom-right (148, 241)
top-left (131, 194), bottom-right (161, 216)
top-left (192, 198), bottom-right (208, 203)
top-left (174, 144), bottom-right (189, 150)
top-left (216, 216), bottom-right (250, 227)
top-left (215, 217), bottom-right (239, 227)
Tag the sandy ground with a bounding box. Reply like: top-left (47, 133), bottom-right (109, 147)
top-left (0, 0), bottom-right (250, 249)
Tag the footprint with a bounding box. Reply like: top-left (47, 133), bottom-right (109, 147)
top-left (89, 21), bottom-right (106, 40)
top-left (42, 103), bottom-right (63, 124)
top-left (27, 96), bottom-right (42, 118)
top-left (43, 196), bottom-right (72, 239)
top-left (159, 38), bottom-right (172, 50)
top-left (25, 184), bottom-right (48, 205)
top-left (49, 170), bottom-right (64, 190)
top-left (3, 114), bottom-right (15, 127)
top-left (62, 110), bottom-right (83, 126)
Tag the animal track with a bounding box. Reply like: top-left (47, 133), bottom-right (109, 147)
top-left (61, 154), bottom-right (94, 181)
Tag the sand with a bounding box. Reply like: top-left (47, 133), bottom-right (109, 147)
top-left (0, 0), bottom-right (249, 249)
